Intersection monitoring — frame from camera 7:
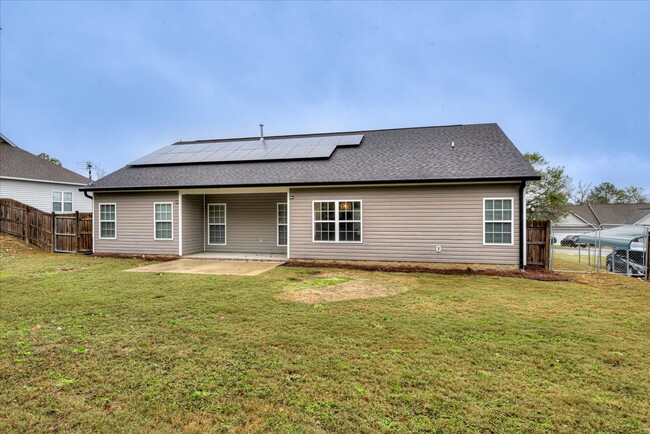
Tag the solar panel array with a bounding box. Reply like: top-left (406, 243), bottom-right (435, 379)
top-left (129, 134), bottom-right (364, 166)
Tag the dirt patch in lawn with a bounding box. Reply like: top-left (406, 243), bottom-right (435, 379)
top-left (54, 266), bottom-right (86, 273)
top-left (0, 233), bottom-right (47, 258)
top-left (278, 273), bottom-right (417, 303)
top-left (285, 260), bottom-right (569, 281)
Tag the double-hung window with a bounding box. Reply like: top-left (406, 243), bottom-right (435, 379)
top-left (277, 203), bottom-right (288, 246)
top-left (53, 191), bottom-right (73, 212)
top-left (154, 203), bottom-right (173, 240)
top-left (484, 198), bottom-right (513, 245)
top-left (99, 204), bottom-right (116, 239)
top-left (207, 203), bottom-right (226, 245)
top-left (313, 200), bottom-right (362, 242)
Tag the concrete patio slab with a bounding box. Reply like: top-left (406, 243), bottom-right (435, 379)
top-left (125, 259), bottom-right (284, 276)
top-left (184, 252), bottom-right (287, 261)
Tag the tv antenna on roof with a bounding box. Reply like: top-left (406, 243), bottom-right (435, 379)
top-left (77, 161), bottom-right (100, 183)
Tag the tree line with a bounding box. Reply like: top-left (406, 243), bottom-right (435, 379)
top-left (524, 152), bottom-right (647, 221)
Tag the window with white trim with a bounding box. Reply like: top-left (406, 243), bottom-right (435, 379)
top-left (154, 203), bottom-right (173, 240)
top-left (313, 200), bottom-right (362, 242)
top-left (53, 191), bottom-right (73, 212)
top-left (99, 204), bottom-right (116, 239)
top-left (207, 203), bottom-right (226, 245)
top-left (484, 198), bottom-right (513, 244)
top-left (277, 203), bottom-right (287, 246)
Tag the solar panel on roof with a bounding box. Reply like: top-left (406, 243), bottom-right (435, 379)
top-left (129, 134), bottom-right (364, 166)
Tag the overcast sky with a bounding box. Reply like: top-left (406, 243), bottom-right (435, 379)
top-left (1, 1), bottom-right (648, 191)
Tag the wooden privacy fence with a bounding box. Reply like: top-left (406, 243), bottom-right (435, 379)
top-left (526, 220), bottom-right (551, 269)
top-left (54, 212), bottom-right (93, 253)
top-left (0, 198), bottom-right (92, 253)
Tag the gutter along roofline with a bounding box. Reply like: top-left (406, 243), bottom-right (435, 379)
top-left (80, 175), bottom-right (541, 192)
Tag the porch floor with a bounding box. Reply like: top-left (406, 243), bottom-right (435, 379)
top-left (183, 252), bottom-right (287, 262)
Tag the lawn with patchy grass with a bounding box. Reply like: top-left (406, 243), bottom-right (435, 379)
top-left (552, 252), bottom-right (607, 272)
top-left (1, 235), bottom-right (649, 433)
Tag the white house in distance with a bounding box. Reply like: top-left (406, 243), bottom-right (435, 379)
top-left (0, 133), bottom-right (92, 213)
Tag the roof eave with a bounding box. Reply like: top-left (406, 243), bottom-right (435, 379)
top-left (80, 175), bottom-right (541, 192)
top-left (1, 175), bottom-right (88, 186)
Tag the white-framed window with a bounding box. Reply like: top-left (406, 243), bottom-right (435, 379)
top-left (277, 203), bottom-right (288, 246)
top-left (313, 200), bottom-right (362, 243)
top-left (99, 203), bottom-right (116, 239)
top-left (154, 202), bottom-right (173, 240)
top-left (207, 203), bottom-right (226, 245)
top-left (53, 191), bottom-right (73, 212)
top-left (484, 198), bottom-right (514, 245)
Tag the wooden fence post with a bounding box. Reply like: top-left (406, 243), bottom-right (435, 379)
top-left (75, 211), bottom-right (80, 253)
top-left (545, 220), bottom-right (551, 270)
top-left (23, 207), bottom-right (29, 244)
top-left (51, 212), bottom-right (56, 253)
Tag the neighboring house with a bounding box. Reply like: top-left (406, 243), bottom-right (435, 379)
top-left (553, 203), bottom-right (650, 243)
top-left (81, 123), bottom-right (540, 266)
top-left (0, 134), bottom-right (92, 213)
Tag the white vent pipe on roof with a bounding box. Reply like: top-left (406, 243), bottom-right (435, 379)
top-left (260, 124), bottom-right (264, 141)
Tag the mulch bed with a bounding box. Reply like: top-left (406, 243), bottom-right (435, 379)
top-left (285, 260), bottom-right (569, 282)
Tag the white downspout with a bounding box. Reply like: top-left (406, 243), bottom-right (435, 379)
top-left (91, 193), bottom-right (95, 253)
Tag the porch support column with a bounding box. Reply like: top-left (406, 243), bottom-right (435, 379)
top-left (287, 190), bottom-right (291, 259)
top-left (519, 181), bottom-right (526, 269)
top-left (178, 192), bottom-right (183, 256)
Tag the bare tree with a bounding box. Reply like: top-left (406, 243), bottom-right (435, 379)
top-left (94, 167), bottom-right (108, 181)
top-left (572, 181), bottom-right (592, 205)
top-left (622, 186), bottom-right (648, 203)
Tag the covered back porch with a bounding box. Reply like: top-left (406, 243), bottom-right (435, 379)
top-left (179, 187), bottom-right (289, 259)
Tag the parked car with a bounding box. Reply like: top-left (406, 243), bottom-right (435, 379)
top-left (560, 235), bottom-right (586, 247)
top-left (606, 244), bottom-right (646, 277)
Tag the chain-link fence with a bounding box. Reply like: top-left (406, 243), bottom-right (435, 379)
top-left (550, 223), bottom-right (648, 278)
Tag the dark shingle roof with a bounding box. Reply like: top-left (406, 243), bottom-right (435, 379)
top-left (0, 136), bottom-right (88, 185)
top-left (569, 204), bottom-right (650, 226)
top-left (84, 123), bottom-right (539, 191)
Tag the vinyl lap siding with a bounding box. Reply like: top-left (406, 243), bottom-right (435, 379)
top-left (289, 184), bottom-right (520, 264)
top-left (0, 178), bottom-right (92, 212)
top-left (204, 193), bottom-right (287, 254)
top-left (182, 195), bottom-right (204, 255)
top-left (93, 192), bottom-right (179, 255)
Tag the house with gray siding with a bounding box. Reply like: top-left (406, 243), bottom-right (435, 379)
top-left (81, 123), bottom-right (540, 266)
top-left (0, 134), bottom-right (92, 213)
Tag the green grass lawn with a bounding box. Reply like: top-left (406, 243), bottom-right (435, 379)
top-left (552, 252), bottom-right (608, 272)
top-left (1, 236), bottom-right (649, 433)
top-left (551, 245), bottom-right (578, 251)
